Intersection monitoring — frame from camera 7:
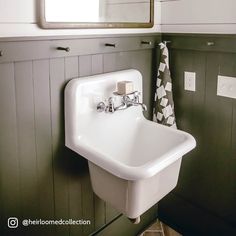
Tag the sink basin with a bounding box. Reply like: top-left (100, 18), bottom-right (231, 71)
top-left (65, 69), bottom-right (196, 219)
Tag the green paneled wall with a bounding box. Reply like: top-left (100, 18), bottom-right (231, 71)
top-left (159, 34), bottom-right (236, 235)
top-left (3, 33), bottom-right (236, 236)
top-left (0, 35), bottom-right (160, 236)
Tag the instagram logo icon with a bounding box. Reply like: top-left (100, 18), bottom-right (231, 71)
top-left (8, 217), bottom-right (18, 228)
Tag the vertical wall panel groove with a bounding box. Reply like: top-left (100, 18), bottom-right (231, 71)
top-left (0, 63), bottom-right (20, 233)
top-left (65, 56), bottom-right (79, 81)
top-left (160, 35), bottom-right (236, 235)
top-left (216, 53), bottom-right (236, 223)
top-left (79, 55), bottom-right (92, 77)
top-left (92, 54), bottom-right (103, 76)
top-left (49, 58), bottom-right (70, 236)
top-left (169, 50), bottom-right (207, 201)
top-left (230, 97), bottom-right (236, 227)
top-left (14, 61), bottom-right (39, 218)
top-left (32, 59), bottom-right (55, 235)
top-left (14, 61), bottom-right (40, 235)
top-left (202, 52), bottom-right (233, 218)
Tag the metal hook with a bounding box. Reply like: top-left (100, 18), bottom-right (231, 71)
top-left (141, 40), bottom-right (152, 45)
top-left (105, 43), bottom-right (116, 48)
top-left (57, 47), bottom-right (70, 52)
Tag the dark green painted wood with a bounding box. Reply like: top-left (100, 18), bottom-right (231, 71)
top-left (103, 51), bottom-right (131, 73)
top-left (0, 36), bottom-right (155, 64)
top-left (33, 59), bottom-right (54, 217)
top-left (169, 50), bottom-right (207, 201)
top-left (14, 61), bottom-right (39, 218)
top-left (49, 58), bottom-right (70, 236)
top-left (81, 168), bottom-right (95, 235)
top-left (32, 60), bottom-right (55, 235)
top-left (67, 151), bottom-right (84, 236)
top-left (92, 54), bottom-right (103, 75)
top-left (94, 195), bottom-right (106, 229)
top-left (14, 61), bottom-right (40, 236)
top-left (159, 35), bottom-right (236, 235)
top-left (65, 56), bottom-right (79, 80)
top-left (231, 54), bottom-right (236, 227)
top-left (202, 52), bottom-right (234, 220)
top-left (159, 193), bottom-right (236, 236)
top-left (231, 98), bottom-right (236, 227)
top-left (163, 34), bottom-right (236, 53)
top-left (0, 63), bottom-right (20, 234)
top-left (0, 36), bottom-right (156, 236)
top-left (79, 55), bottom-right (92, 77)
top-left (0, 33), bottom-right (161, 43)
top-left (32, 59), bottom-right (55, 236)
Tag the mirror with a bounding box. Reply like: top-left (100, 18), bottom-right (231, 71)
top-left (39, 0), bottom-right (154, 29)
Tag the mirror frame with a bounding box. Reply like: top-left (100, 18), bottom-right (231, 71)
top-left (39, 0), bottom-right (154, 29)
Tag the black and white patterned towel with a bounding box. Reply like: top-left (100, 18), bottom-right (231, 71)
top-left (153, 42), bottom-right (176, 128)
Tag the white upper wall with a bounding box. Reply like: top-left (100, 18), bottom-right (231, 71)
top-left (0, 0), bottom-right (161, 38)
top-left (161, 0), bottom-right (236, 34)
top-left (0, 0), bottom-right (236, 38)
top-left (0, 0), bottom-right (35, 23)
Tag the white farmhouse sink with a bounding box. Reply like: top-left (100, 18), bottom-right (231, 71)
top-left (65, 69), bottom-right (196, 220)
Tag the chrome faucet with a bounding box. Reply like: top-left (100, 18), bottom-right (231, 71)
top-left (97, 91), bottom-right (147, 113)
top-left (106, 97), bottom-right (115, 113)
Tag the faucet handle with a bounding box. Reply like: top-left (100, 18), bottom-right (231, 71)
top-left (141, 103), bottom-right (147, 111)
top-left (105, 97), bottom-right (115, 113)
top-left (97, 102), bottom-right (106, 112)
top-left (133, 91), bottom-right (141, 103)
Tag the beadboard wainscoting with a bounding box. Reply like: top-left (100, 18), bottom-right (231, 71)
top-left (0, 35), bottom-right (160, 236)
top-left (158, 34), bottom-right (236, 236)
top-left (1, 33), bottom-right (236, 236)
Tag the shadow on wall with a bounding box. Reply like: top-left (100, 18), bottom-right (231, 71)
top-left (55, 146), bottom-right (88, 177)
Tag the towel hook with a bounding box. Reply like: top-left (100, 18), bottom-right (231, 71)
top-left (141, 40), bottom-right (152, 45)
top-left (0, 50), bottom-right (3, 57)
top-left (57, 47), bottom-right (70, 52)
top-left (105, 43), bottom-right (116, 48)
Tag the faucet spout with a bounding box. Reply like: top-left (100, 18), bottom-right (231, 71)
top-left (139, 103), bottom-right (147, 111)
top-left (96, 90), bottom-right (147, 113)
top-left (129, 102), bottom-right (147, 111)
top-left (114, 102), bottom-right (127, 111)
